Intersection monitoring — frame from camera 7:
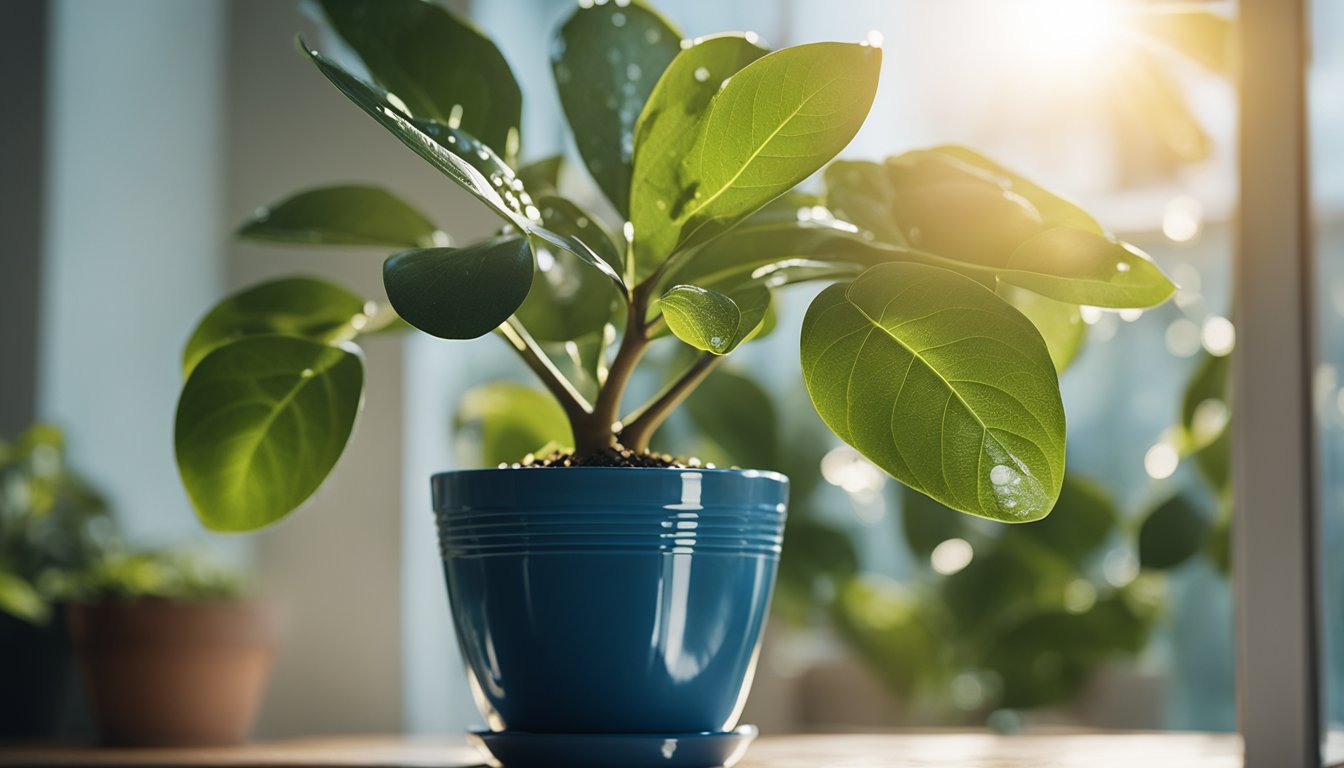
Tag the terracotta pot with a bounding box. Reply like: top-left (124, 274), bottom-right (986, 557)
top-left (67, 600), bottom-right (276, 746)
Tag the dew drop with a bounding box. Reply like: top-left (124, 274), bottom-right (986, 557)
top-left (300, 368), bottom-right (315, 379)
top-left (611, 11), bottom-right (626, 26)
top-left (606, 48), bottom-right (622, 64)
top-left (989, 465), bottom-right (1014, 486)
top-left (645, 28), bottom-right (661, 44)
top-left (693, 66), bottom-right (710, 82)
top-left (1116, 262), bottom-right (1132, 273)
top-left (710, 336), bottom-right (723, 348)
top-left (626, 62), bottom-right (642, 80)
top-left (253, 206), bottom-right (270, 221)
top-left (655, 199), bottom-right (667, 211)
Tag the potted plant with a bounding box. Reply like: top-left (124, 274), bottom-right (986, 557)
top-left (172, 1), bottom-right (1174, 765)
top-left (58, 550), bottom-right (274, 747)
top-left (0, 424), bottom-right (111, 742)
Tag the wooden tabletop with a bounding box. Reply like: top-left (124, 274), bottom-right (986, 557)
top-left (0, 732), bottom-right (1243, 768)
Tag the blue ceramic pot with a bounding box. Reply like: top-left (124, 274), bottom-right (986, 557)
top-left (432, 467), bottom-right (788, 735)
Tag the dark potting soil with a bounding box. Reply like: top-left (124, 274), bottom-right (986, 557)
top-left (501, 445), bottom-right (716, 469)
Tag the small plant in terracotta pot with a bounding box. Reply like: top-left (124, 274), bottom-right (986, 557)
top-left (59, 551), bottom-right (275, 747)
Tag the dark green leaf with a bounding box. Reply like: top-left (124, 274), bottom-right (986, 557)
top-left (175, 335), bottom-right (364, 531)
top-left (775, 516), bottom-right (858, 623)
top-left (823, 161), bottom-right (908, 245)
top-left (998, 284), bottom-right (1087, 374)
top-left (1181, 352), bottom-right (1230, 448)
top-left (1137, 494), bottom-right (1209, 570)
top-left (801, 263), bottom-right (1066, 522)
top-left (455, 382), bottom-right (573, 466)
top-left (516, 197), bottom-right (622, 342)
top-left (317, 0), bottom-right (521, 161)
top-left (182, 277), bottom-right (367, 378)
top-left (659, 284), bottom-right (767, 355)
top-left (631, 40), bottom-right (877, 275)
top-left (239, 185), bottom-right (441, 248)
top-left (517, 155), bottom-right (564, 198)
top-left (552, 0), bottom-right (682, 215)
top-left (383, 236), bottom-right (533, 340)
top-left (683, 365), bottom-right (778, 470)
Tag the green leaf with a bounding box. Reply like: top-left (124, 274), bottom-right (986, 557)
top-left (182, 277), bottom-right (368, 378)
top-left (800, 262), bottom-right (1066, 522)
top-left (455, 382), bottom-right (573, 466)
top-left (823, 161), bottom-right (908, 245)
top-left (998, 284), bottom-right (1087, 373)
top-left (1000, 227), bottom-right (1176, 309)
top-left (775, 516), bottom-right (858, 623)
top-left (516, 197), bottom-right (622, 342)
top-left (1137, 494), bottom-right (1209, 570)
top-left (238, 185), bottom-right (441, 248)
top-left (659, 284), bottom-right (768, 355)
top-left (833, 576), bottom-right (941, 697)
top-left (682, 365), bottom-right (778, 470)
top-left (631, 40), bottom-right (878, 276)
top-left (317, 0), bottom-right (521, 161)
top-left (175, 335), bottom-right (365, 531)
top-left (0, 570), bottom-right (49, 625)
top-left (1012, 474), bottom-right (1118, 566)
top-left (926, 146), bottom-right (1104, 234)
top-left (383, 236), bottom-right (533, 340)
top-left (301, 40), bottom-right (628, 292)
top-left (1181, 352), bottom-right (1230, 449)
top-left (552, 0), bottom-right (682, 215)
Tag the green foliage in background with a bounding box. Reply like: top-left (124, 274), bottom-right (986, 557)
top-left (173, 0), bottom-right (1175, 532)
top-left (0, 425), bottom-right (112, 624)
top-left (48, 550), bottom-right (248, 605)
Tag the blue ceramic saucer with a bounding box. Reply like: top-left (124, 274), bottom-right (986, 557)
top-left (468, 725), bottom-right (758, 768)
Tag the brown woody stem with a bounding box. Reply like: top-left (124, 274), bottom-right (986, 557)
top-left (618, 353), bottom-right (724, 453)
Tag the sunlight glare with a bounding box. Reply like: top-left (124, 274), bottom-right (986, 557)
top-left (996, 0), bottom-right (1122, 78)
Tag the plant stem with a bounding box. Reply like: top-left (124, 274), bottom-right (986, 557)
top-left (497, 319), bottom-right (592, 425)
top-left (619, 353), bottom-right (724, 453)
top-left (579, 294), bottom-right (651, 453)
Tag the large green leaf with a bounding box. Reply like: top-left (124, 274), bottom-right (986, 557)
top-left (175, 335), bottom-right (365, 531)
top-left (998, 284), bottom-right (1087, 373)
top-left (1137, 494), bottom-right (1209, 570)
top-left (801, 262), bottom-right (1066, 522)
top-left (317, 0), bottom-right (521, 161)
top-left (238, 185), bottom-right (441, 249)
top-left (659, 284), bottom-right (768, 355)
top-left (301, 40), bottom-right (626, 291)
top-left (1000, 227), bottom-right (1175, 308)
top-left (455, 382), bottom-right (572, 466)
top-left (631, 40), bottom-right (878, 276)
top-left (552, 0), bottom-right (682, 215)
top-left (516, 197), bottom-right (622, 342)
top-left (182, 277), bottom-right (367, 378)
top-left (925, 146), bottom-right (1103, 234)
top-left (383, 236), bottom-right (533, 340)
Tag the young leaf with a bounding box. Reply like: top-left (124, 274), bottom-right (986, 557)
top-left (1137, 495), bottom-right (1209, 570)
top-left (659, 284), bottom-right (768, 355)
top-left (455, 382), bottom-right (573, 466)
top-left (552, 0), bottom-right (682, 215)
top-left (182, 277), bottom-right (368, 378)
top-left (383, 236), bottom-right (533, 340)
top-left (317, 0), bottom-right (522, 161)
top-left (516, 197), bottom-right (621, 342)
top-left (239, 185), bottom-right (442, 248)
top-left (801, 262), bottom-right (1066, 522)
top-left (175, 335), bottom-right (365, 532)
top-left (632, 40), bottom-right (878, 276)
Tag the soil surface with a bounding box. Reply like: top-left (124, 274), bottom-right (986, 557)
top-left (504, 445), bottom-right (715, 469)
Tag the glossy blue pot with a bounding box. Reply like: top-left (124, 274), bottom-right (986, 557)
top-left (432, 467), bottom-right (788, 735)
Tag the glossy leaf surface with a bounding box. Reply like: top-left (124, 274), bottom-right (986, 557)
top-left (516, 197), bottom-right (622, 342)
top-left (317, 0), bottom-right (521, 160)
top-left (383, 236), bottom-right (533, 340)
top-left (659, 284), bottom-right (767, 355)
top-left (631, 40), bottom-right (878, 275)
top-left (239, 185), bottom-right (441, 248)
top-left (175, 335), bottom-right (364, 532)
top-left (182, 277), bottom-right (367, 378)
top-left (801, 262), bottom-right (1065, 521)
top-left (552, 0), bottom-right (682, 215)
